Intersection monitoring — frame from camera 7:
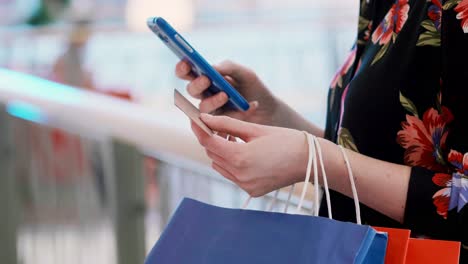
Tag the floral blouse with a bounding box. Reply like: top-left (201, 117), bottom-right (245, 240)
top-left (321, 0), bottom-right (468, 260)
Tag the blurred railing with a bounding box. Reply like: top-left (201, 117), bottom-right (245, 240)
top-left (0, 17), bottom-right (357, 127)
top-left (0, 69), bottom-right (315, 264)
top-left (0, 6), bottom-right (358, 260)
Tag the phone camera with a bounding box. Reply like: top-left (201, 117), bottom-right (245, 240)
top-left (158, 33), bottom-right (169, 43)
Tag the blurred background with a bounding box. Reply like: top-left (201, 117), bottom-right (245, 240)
top-left (0, 0), bottom-right (358, 263)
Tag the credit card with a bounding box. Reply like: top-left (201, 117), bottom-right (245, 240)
top-left (174, 89), bottom-right (213, 136)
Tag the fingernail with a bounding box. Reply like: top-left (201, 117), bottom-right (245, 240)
top-left (251, 101), bottom-right (259, 108)
top-left (203, 76), bottom-right (211, 86)
top-left (219, 92), bottom-right (228, 101)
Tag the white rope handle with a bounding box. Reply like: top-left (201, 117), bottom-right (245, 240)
top-left (243, 132), bottom-right (312, 211)
top-left (339, 145), bottom-right (362, 225)
top-left (313, 136), bottom-right (332, 219)
top-left (243, 186), bottom-right (295, 212)
top-left (241, 196), bottom-right (252, 209)
top-left (312, 136), bottom-right (319, 216)
top-left (283, 184), bottom-right (295, 213)
top-left (242, 132), bottom-right (362, 226)
top-left (296, 133), bottom-right (361, 224)
top-left (267, 189), bottom-right (280, 211)
top-left (296, 131), bottom-right (316, 213)
top-left (296, 133), bottom-right (332, 217)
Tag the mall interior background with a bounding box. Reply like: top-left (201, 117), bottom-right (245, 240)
top-left (0, 0), bottom-right (358, 263)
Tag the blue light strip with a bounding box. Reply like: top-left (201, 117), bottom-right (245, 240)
top-left (0, 69), bottom-right (82, 105)
top-left (6, 101), bottom-right (47, 124)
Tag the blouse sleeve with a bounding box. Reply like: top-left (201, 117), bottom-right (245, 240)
top-left (404, 167), bottom-right (467, 240)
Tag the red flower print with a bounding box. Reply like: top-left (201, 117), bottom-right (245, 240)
top-left (434, 150), bottom-right (468, 218)
top-left (372, 0), bottom-right (410, 45)
top-left (330, 46), bottom-right (357, 89)
top-left (448, 150), bottom-right (468, 175)
top-left (455, 0), bottom-right (468, 33)
top-left (397, 106), bottom-right (454, 172)
top-left (364, 21), bottom-right (373, 42)
top-left (397, 93), bottom-right (468, 219)
top-left (428, 0), bottom-right (442, 31)
top-left (432, 173), bottom-right (452, 219)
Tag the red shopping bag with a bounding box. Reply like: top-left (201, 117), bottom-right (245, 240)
top-left (373, 227), bottom-right (461, 264)
top-left (405, 238), bottom-right (460, 264)
top-left (374, 227), bottom-right (411, 264)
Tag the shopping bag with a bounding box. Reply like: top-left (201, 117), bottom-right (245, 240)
top-left (372, 227), bottom-right (461, 264)
top-left (146, 198), bottom-right (381, 264)
top-left (373, 227), bottom-right (411, 264)
top-left (146, 132), bottom-right (387, 263)
top-left (364, 231), bottom-right (389, 264)
top-left (405, 238), bottom-right (460, 264)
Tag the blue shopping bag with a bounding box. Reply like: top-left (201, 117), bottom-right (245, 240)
top-left (146, 133), bottom-right (387, 263)
top-left (145, 198), bottom-right (386, 264)
top-left (364, 231), bottom-right (389, 264)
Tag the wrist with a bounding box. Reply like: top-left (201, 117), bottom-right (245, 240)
top-left (300, 137), bottom-right (342, 187)
top-left (315, 138), bottom-right (356, 193)
top-left (270, 97), bottom-right (325, 138)
top-left (269, 96), bottom-right (290, 127)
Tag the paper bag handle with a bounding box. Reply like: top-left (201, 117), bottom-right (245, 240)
top-left (242, 132), bottom-right (362, 225)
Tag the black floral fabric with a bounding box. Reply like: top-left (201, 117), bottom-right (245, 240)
top-left (321, 0), bottom-right (468, 261)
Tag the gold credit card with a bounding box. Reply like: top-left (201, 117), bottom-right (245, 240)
top-left (174, 89), bottom-right (213, 136)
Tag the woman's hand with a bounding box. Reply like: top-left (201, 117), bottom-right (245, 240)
top-left (192, 114), bottom-right (411, 222)
top-left (191, 113), bottom-right (309, 197)
top-left (176, 60), bottom-right (325, 136)
top-left (175, 60), bottom-right (279, 126)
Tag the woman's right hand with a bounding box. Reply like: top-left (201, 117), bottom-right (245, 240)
top-left (175, 60), bottom-right (279, 126)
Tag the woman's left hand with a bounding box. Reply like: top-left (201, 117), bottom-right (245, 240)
top-left (194, 114), bottom-right (411, 222)
top-left (192, 113), bottom-right (309, 197)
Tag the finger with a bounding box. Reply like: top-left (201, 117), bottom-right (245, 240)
top-left (212, 132), bottom-right (236, 142)
top-left (224, 75), bottom-right (239, 87)
top-left (224, 101), bottom-right (259, 120)
top-left (213, 132), bottom-right (236, 142)
top-left (187, 75), bottom-right (211, 99)
top-left (206, 146), bottom-right (240, 175)
top-left (175, 61), bottom-right (196, 81)
top-left (213, 61), bottom-right (245, 81)
top-left (200, 114), bottom-right (264, 141)
top-left (199, 92), bottom-right (228, 113)
top-left (192, 120), bottom-right (212, 138)
top-left (206, 149), bottom-right (227, 166)
top-left (191, 121), bottom-right (241, 157)
top-left (212, 162), bottom-right (238, 183)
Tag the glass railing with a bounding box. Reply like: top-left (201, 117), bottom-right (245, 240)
top-left (0, 5), bottom-right (356, 260)
top-left (0, 69), bottom-right (315, 264)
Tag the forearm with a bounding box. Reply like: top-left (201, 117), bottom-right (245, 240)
top-left (315, 138), bottom-right (411, 223)
top-left (272, 98), bottom-right (324, 137)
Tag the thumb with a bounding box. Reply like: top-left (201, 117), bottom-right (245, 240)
top-left (200, 114), bottom-right (264, 142)
top-left (213, 61), bottom-right (245, 82)
top-left (225, 100), bottom-right (259, 120)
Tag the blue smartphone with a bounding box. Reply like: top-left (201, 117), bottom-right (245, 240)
top-left (147, 17), bottom-right (250, 111)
